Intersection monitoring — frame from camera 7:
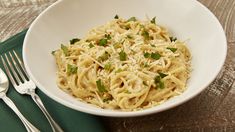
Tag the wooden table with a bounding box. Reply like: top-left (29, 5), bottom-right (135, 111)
top-left (1, 0), bottom-right (234, 131)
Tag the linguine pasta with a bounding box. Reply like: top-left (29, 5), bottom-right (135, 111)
top-left (52, 16), bottom-right (191, 111)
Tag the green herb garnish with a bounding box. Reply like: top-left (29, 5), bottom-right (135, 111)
top-left (96, 79), bottom-right (107, 93)
top-left (103, 97), bottom-right (112, 102)
top-left (104, 63), bottom-right (112, 71)
top-left (51, 50), bottom-right (56, 55)
top-left (166, 47), bottom-right (177, 53)
top-left (151, 52), bottom-right (161, 60)
top-left (151, 17), bottom-right (156, 24)
top-left (115, 68), bottom-right (123, 73)
top-left (127, 35), bottom-right (133, 39)
top-left (154, 75), bottom-right (165, 89)
top-left (98, 34), bottom-right (112, 46)
top-left (70, 38), bottom-right (80, 44)
top-left (67, 64), bottom-right (78, 75)
top-left (114, 15), bottom-right (119, 19)
top-left (99, 38), bottom-right (108, 46)
top-left (105, 34), bottom-right (112, 40)
top-left (61, 44), bottom-right (69, 56)
top-left (151, 44), bottom-right (156, 47)
top-left (154, 72), bottom-right (167, 89)
top-left (142, 30), bottom-right (149, 40)
top-left (159, 81), bottom-right (165, 89)
top-left (154, 76), bottom-right (161, 84)
top-left (139, 24), bottom-right (144, 29)
top-left (144, 52), bottom-right (161, 60)
top-left (159, 72), bottom-right (168, 78)
top-left (119, 50), bottom-right (127, 61)
top-left (98, 51), bottom-right (110, 61)
top-left (144, 52), bottom-right (150, 58)
top-left (89, 43), bottom-right (94, 48)
top-left (170, 37), bottom-right (177, 42)
top-left (127, 17), bottom-right (137, 22)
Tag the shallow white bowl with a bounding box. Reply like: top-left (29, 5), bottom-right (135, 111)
top-left (23, 0), bottom-right (227, 117)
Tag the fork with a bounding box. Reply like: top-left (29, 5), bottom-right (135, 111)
top-left (0, 68), bottom-right (39, 132)
top-left (1, 50), bottom-right (63, 132)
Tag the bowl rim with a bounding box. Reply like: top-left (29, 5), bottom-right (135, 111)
top-left (23, 0), bottom-right (227, 117)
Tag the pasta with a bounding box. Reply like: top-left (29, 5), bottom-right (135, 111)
top-left (52, 16), bottom-right (191, 111)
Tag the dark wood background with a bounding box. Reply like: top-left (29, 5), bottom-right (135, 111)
top-left (0, 0), bottom-right (234, 131)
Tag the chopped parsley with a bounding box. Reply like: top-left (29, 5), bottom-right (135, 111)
top-left (154, 72), bottom-right (168, 89)
top-left (144, 52), bottom-right (161, 60)
top-left (151, 44), bottom-right (156, 47)
top-left (151, 17), bottom-right (156, 24)
top-left (119, 50), bottom-right (127, 61)
top-left (154, 75), bottom-right (164, 89)
top-left (70, 38), bottom-right (80, 44)
top-left (61, 44), bottom-right (69, 56)
top-left (89, 43), bottom-right (94, 48)
top-left (115, 68), bottom-right (123, 73)
top-left (159, 81), bottom-right (165, 89)
top-left (114, 14), bottom-right (119, 19)
top-left (96, 79), bottom-right (107, 93)
top-left (98, 51), bottom-right (110, 61)
top-left (51, 50), bottom-right (56, 55)
top-left (143, 52), bottom-right (150, 58)
top-left (67, 64), bottom-right (78, 75)
top-left (127, 17), bottom-right (137, 22)
top-left (98, 34), bottom-right (112, 46)
top-left (105, 34), bottom-right (112, 40)
top-left (142, 30), bottom-right (150, 40)
top-left (139, 24), bottom-right (144, 29)
top-left (154, 76), bottom-right (161, 84)
top-left (104, 63), bottom-right (112, 71)
top-left (166, 47), bottom-right (177, 53)
top-left (103, 97), bottom-right (113, 102)
top-left (99, 38), bottom-right (108, 46)
top-left (159, 72), bottom-right (168, 78)
top-left (151, 52), bottom-right (161, 60)
top-left (127, 35), bottom-right (133, 39)
top-left (170, 37), bottom-right (177, 42)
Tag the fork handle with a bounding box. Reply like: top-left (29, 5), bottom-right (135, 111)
top-left (29, 91), bottom-right (63, 132)
top-left (2, 95), bottom-right (40, 132)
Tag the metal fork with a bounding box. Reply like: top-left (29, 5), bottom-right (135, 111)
top-left (1, 50), bottom-right (63, 132)
top-left (0, 68), bottom-right (39, 132)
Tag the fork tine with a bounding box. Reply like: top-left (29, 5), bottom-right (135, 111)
top-left (13, 50), bottom-right (30, 78)
top-left (1, 55), bottom-right (17, 86)
top-left (9, 51), bottom-right (27, 82)
top-left (4, 53), bottom-right (22, 85)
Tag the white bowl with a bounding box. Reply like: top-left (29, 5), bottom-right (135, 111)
top-left (23, 0), bottom-right (227, 117)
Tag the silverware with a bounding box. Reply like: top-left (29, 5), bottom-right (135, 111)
top-left (1, 50), bottom-right (63, 132)
top-left (0, 68), bottom-right (39, 132)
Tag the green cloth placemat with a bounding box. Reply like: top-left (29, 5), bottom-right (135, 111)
top-left (0, 30), bottom-right (106, 132)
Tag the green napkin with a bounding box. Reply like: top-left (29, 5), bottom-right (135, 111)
top-left (0, 30), bottom-right (106, 132)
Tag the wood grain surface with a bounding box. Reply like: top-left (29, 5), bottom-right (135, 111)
top-left (0, 0), bottom-right (234, 131)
